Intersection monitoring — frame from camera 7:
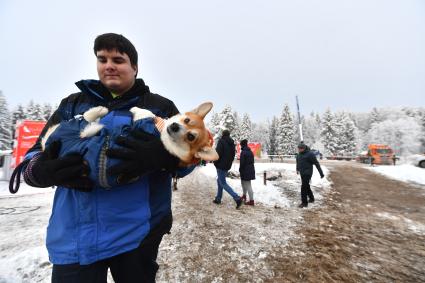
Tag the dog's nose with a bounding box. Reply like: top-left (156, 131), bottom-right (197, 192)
top-left (169, 122), bottom-right (180, 133)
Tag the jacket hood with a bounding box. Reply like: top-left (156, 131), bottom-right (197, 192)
top-left (241, 144), bottom-right (250, 150)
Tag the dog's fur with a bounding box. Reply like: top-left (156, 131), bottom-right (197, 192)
top-left (42, 102), bottom-right (218, 167)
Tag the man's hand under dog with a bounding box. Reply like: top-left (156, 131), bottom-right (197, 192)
top-left (106, 129), bottom-right (180, 183)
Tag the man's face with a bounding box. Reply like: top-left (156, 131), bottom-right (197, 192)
top-left (96, 49), bottom-right (137, 95)
top-left (298, 147), bottom-right (305, 153)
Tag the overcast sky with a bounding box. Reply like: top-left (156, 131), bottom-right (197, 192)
top-left (1, 0), bottom-right (424, 121)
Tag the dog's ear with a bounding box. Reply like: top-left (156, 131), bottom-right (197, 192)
top-left (190, 102), bottom-right (213, 119)
top-left (195, 146), bottom-right (219, 161)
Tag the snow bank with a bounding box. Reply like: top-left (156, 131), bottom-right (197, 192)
top-left (367, 164), bottom-right (425, 186)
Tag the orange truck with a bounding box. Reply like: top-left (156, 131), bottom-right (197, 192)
top-left (357, 144), bottom-right (396, 165)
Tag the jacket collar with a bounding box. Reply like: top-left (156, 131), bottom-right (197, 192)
top-left (75, 79), bottom-right (150, 101)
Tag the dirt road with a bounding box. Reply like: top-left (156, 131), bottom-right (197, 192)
top-left (267, 162), bottom-right (425, 283)
top-left (157, 163), bottom-right (425, 282)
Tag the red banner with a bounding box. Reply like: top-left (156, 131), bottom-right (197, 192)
top-left (12, 120), bottom-right (46, 168)
top-left (236, 142), bottom-right (262, 159)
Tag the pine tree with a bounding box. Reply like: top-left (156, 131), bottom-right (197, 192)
top-left (207, 112), bottom-right (221, 136)
top-left (43, 103), bottom-right (53, 121)
top-left (26, 100), bottom-right (36, 120)
top-left (267, 117), bottom-right (279, 156)
top-left (367, 118), bottom-right (421, 156)
top-left (25, 101), bottom-right (44, 120)
top-left (11, 104), bottom-right (26, 139)
top-left (239, 113), bottom-right (252, 141)
top-left (232, 111), bottom-right (241, 142)
top-left (34, 103), bottom-right (45, 120)
top-left (218, 105), bottom-right (236, 137)
top-left (369, 107), bottom-right (381, 129)
top-left (12, 104), bottom-right (25, 124)
top-left (301, 112), bottom-right (322, 148)
top-left (251, 121), bottom-right (268, 145)
top-left (0, 92), bottom-right (12, 150)
top-left (335, 112), bottom-right (357, 155)
top-left (276, 104), bottom-right (296, 155)
top-left (321, 109), bottom-right (339, 156)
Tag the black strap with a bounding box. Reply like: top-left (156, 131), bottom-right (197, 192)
top-left (9, 159), bottom-right (30, 194)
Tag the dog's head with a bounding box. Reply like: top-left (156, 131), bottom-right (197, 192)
top-left (161, 102), bottom-right (219, 165)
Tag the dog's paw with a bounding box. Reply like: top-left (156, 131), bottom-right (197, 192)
top-left (80, 122), bottom-right (104, 138)
top-left (130, 107), bottom-right (155, 121)
top-left (83, 106), bottom-right (109, 122)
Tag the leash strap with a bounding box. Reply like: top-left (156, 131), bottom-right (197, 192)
top-left (9, 159), bottom-right (30, 194)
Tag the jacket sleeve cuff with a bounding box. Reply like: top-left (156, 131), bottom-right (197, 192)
top-left (23, 152), bottom-right (44, 187)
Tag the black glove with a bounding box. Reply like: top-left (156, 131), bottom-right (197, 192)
top-left (320, 173), bottom-right (325, 179)
top-left (31, 140), bottom-right (93, 191)
top-left (106, 130), bottom-right (180, 184)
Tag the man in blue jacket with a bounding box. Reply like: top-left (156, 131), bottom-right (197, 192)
top-left (213, 130), bottom-right (243, 209)
top-left (296, 142), bottom-right (324, 208)
top-left (13, 33), bottom-right (193, 282)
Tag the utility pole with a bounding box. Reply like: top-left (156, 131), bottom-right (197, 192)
top-left (296, 95), bottom-right (303, 142)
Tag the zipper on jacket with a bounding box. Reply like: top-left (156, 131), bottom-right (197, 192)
top-left (99, 135), bottom-right (111, 189)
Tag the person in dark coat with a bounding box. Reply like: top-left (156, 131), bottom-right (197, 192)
top-left (213, 130), bottom-right (243, 209)
top-left (239, 139), bottom-right (255, 205)
top-left (296, 142), bottom-right (324, 208)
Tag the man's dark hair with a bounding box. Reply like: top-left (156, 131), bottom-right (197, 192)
top-left (298, 141), bottom-right (307, 149)
top-left (222, 130), bottom-right (230, 137)
top-left (240, 139), bottom-right (248, 147)
top-left (94, 33), bottom-right (138, 67)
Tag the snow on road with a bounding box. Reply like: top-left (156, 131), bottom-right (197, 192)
top-left (0, 184), bottom-right (53, 283)
top-left (0, 162), bottom-right (330, 282)
top-left (367, 164), bottom-right (425, 186)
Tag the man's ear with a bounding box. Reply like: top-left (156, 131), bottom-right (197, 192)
top-left (195, 146), bottom-right (219, 161)
top-left (133, 65), bottom-right (138, 77)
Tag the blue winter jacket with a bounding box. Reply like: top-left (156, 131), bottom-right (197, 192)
top-left (24, 79), bottom-right (194, 265)
top-left (44, 108), bottom-right (161, 189)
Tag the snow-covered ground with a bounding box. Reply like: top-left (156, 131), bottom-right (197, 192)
top-left (0, 162), bottom-right (330, 282)
top-left (0, 182), bottom-right (54, 283)
top-left (367, 164), bottom-right (425, 187)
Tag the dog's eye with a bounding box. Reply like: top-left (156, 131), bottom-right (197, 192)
top-left (187, 133), bottom-right (196, 141)
top-left (184, 118), bottom-right (190, 124)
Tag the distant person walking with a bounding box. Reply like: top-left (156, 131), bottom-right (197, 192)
top-left (239, 139), bottom-right (255, 205)
top-left (296, 142), bottom-right (324, 208)
top-left (213, 130), bottom-right (243, 209)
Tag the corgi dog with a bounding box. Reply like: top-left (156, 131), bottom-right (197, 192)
top-left (42, 102), bottom-right (219, 167)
